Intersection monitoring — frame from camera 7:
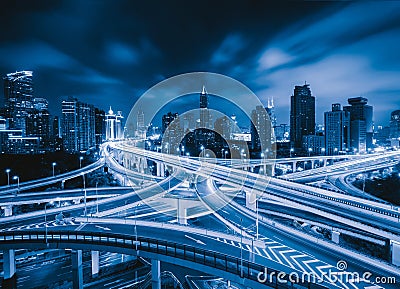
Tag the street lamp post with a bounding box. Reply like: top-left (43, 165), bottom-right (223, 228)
top-left (44, 203), bottom-right (48, 245)
top-left (79, 156), bottom-right (83, 169)
top-left (5, 169), bottom-right (10, 187)
top-left (82, 174), bottom-right (87, 221)
top-left (13, 176), bottom-right (19, 195)
top-left (240, 218), bottom-right (243, 278)
top-left (95, 181), bottom-right (99, 214)
top-left (256, 199), bottom-right (259, 239)
top-left (290, 148), bottom-right (294, 158)
top-left (52, 162), bottom-right (56, 177)
top-left (308, 147), bottom-right (312, 157)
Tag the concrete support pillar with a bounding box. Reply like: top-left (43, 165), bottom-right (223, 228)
top-left (151, 259), bottom-right (161, 289)
top-left (323, 159), bottom-right (327, 167)
top-left (271, 165), bottom-right (275, 176)
top-left (250, 166), bottom-right (254, 173)
top-left (390, 240), bottom-right (400, 266)
top-left (177, 199), bottom-right (187, 225)
top-left (2, 205), bottom-right (12, 217)
top-left (331, 231), bottom-right (340, 244)
top-left (91, 251), bottom-right (99, 277)
top-left (160, 163), bottom-right (165, 177)
top-left (157, 162), bottom-right (161, 176)
top-left (72, 250), bottom-right (83, 289)
top-left (311, 160), bottom-right (315, 169)
top-left (3, 249), bottom-right (16, 280)
top-left (263, 165), bottom-right (267, 175)
top-left (245, 191), bottom-right (256, 211)
top-left (293, 161), bottom-right (296, 172)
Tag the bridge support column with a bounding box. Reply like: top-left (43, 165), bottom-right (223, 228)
top-left (157, 162), bottom-right (161, 176)
top-left (2, 205), bottom-right (12, 216)
top-left (72, 250), bottom-right (83, 289)
top-left (3, 249), bottom-right (16, 280)
top-left (245, 191), bottom-right (256, 211)
top-left (390, 240), bottom-right (400, 266)
top-left (151, 259), bottom-right (161, 289)
top-left (91, 251), bottom-right (99, 277)
top-left (292, 161), bottom-right (296, 172)
top-left (177, 199), bottom-right (188, 225)
top-left (331, 231), bottom-right (340, 244)
top-left (161, 163), bottom-right (165, 177)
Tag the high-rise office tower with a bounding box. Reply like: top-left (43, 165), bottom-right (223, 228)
top-left (62, 97), bottom-right (95, 152)
top-left (115, 110), bottom-right (124, 139)
top-left (3, 71), bottom-right (34, 133)
top-left (95, 108), bottom-right (105, 146)
top-left (162, 112), bottom-right (178, 133)
top-left (136, 108), bottom-right (145, 137)
top-left (199, 86), bottom-right (212, 129)
top-left (183, 112), bottom-right (195, 132)
top-left (105, 107), bottom-right (124, 140)
top-left (390, 110), bottom-right (400, 140)
top-left (290, 83), bottom-right (315, 152)
top-left (266, 97), bottom-right (277, 128)
top-left (343, 97), bottom-right (373, 153)
top-left (324, 103), bottom-right (350, 155)
top-left (251, 105), bottom-right (273, 152)
top-left (214, 116), bottom-right (232, 140)
top-left (105, 107), bottom-right (116, 140)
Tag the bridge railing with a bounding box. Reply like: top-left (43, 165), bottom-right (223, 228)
top-left (0, 229), bottom-right (328, 289)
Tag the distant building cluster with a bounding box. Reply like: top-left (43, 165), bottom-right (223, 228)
top-left (147, 82), bottom-right (398, 158)
top-left (0, 71), bottom-right (124, 154)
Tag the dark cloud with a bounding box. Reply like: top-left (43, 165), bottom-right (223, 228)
top-left (0, 0), bottom-right (399, 127)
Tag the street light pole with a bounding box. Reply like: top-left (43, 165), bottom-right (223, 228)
top-left (240, 217), bottom-right (243, 278)
top-left (5, 169), bottom-right (10, 187)
top-left (83, 174), bottom-right (87, 221)
top-left (79, 156), bottom-right (83, 169)
top-left (256, 200), bottom-right (259, 239)
top-left (52, 162), bottom-right (56, 177)
top-left (13, 176), bottom-right (19, 195)
top-left (95, 181), bottom-right (99, 214)
top-left (45, 203), bottom-right (48, 245)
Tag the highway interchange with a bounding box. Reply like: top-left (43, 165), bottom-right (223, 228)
top-left (0, 141), bottom-right (399, 288)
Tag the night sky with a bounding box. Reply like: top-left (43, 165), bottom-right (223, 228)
top-left (1, 1), bottom-right (400, 127)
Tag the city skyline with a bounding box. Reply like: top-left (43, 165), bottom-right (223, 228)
top-left (1, 1), bottom-right (400, 126)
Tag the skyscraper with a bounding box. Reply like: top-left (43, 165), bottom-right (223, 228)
top-left (343, 97), bottom-right (373, 153)
top-left (62, 97), bottom-right (95, 152)
top-left (199, 86), bottom-right (212, 129)
top-left (115, 110), bottom-right (124, 139)
top-left (251, 105), bottom-right (273, 152)
top-left (214, 116), bottom-right (232, 140)
top-left (324, 103), bottom-right (350, 155)
top-left (290, 83), bottom-right (315, 152)
top-left (390, 110), bottom-right (400, 139)
top-left (162, 112), bottom-right (178, 133)
top-left (105, 107), bottom-right (116, 140)
top-left (95, 108), bottom-right (105, 146)
top-left (3, 71), bottom-right (34, 133)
